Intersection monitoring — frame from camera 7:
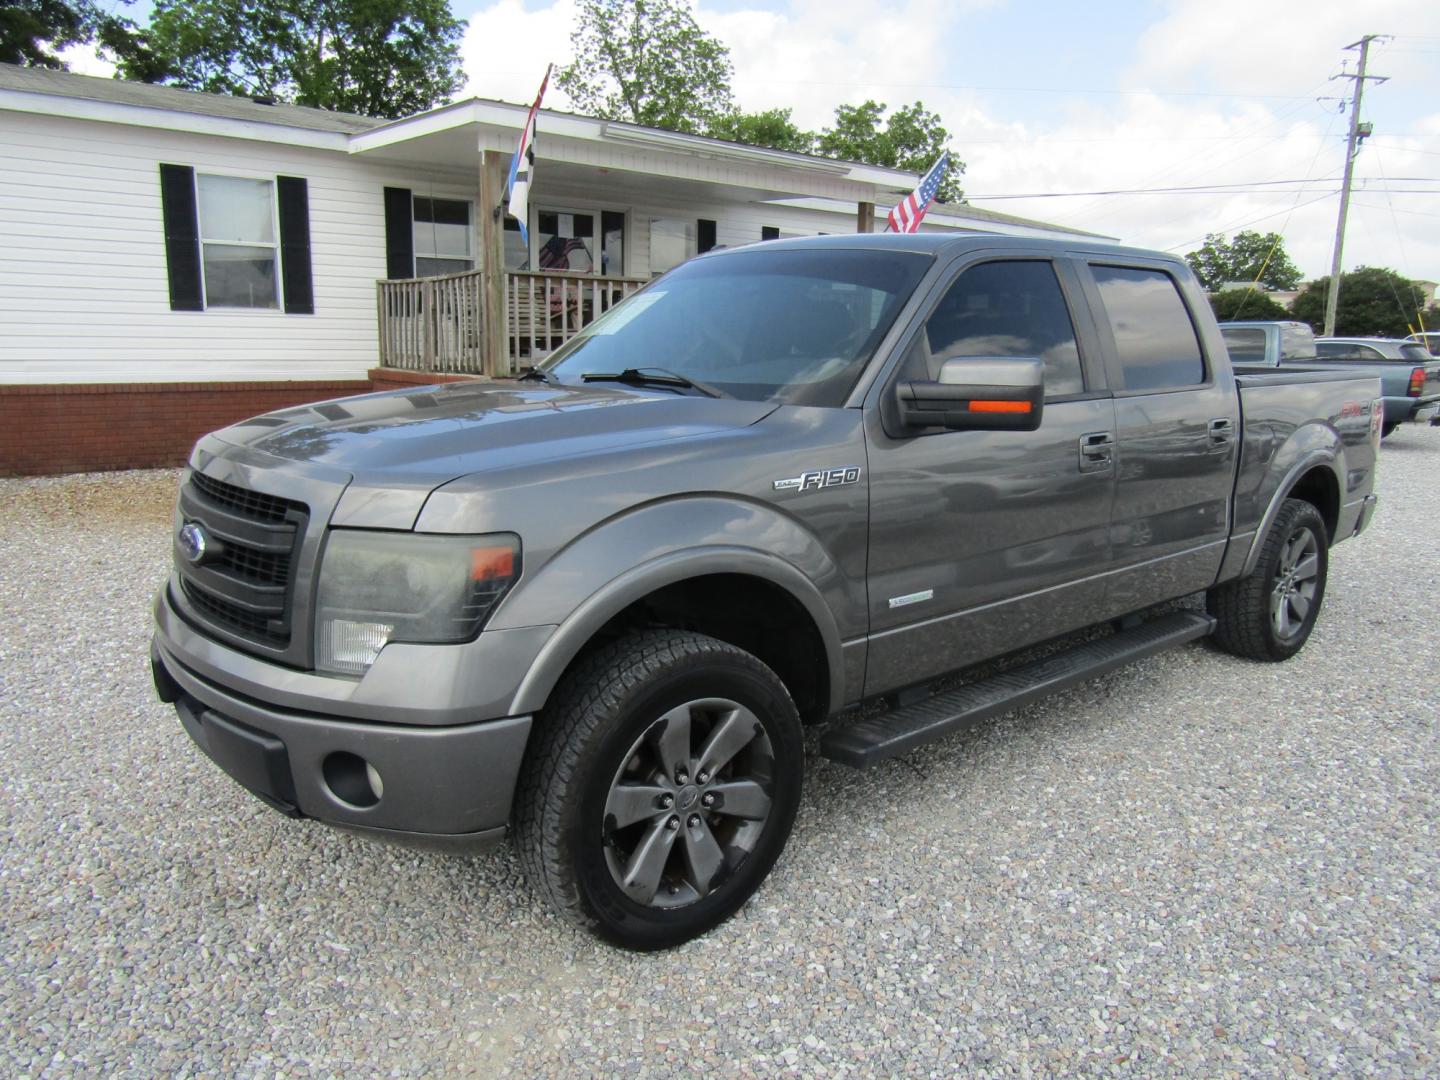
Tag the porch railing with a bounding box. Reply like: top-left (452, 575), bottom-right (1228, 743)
top-left (375, 269), bottom-right (484, 375)
top-left (377, 268), bottom-right (648, 376)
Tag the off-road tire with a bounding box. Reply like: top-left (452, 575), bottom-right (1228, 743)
top-left (1207, 498), bottom-right (1329, 662)
top-left (513, 629), bottom-right (803, 950)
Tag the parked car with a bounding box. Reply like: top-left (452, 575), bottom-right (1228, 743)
top-left (1406, 330), bottom-right (1440, 357)
top-left (153, 236), bottom-right (1382, 949)
top-left (1221, 321), bottom-right (1440, 437)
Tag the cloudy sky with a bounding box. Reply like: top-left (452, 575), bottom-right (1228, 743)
top-left (456, 0), bottom-right (1440, 284)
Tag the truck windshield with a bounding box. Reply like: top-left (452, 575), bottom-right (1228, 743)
top-left (540, 248), bottom-right (931, 406)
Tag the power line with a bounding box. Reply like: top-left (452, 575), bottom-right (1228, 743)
top-left (1163, 192), bottom-right (1338, 253)
top-left (965, 176), bottom-right (1435, 199)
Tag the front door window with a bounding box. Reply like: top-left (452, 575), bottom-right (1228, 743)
top-left (537, 211), bottom-right (595, 272)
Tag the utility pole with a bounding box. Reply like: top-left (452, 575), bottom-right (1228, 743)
top-left (1323, 35), bottom-right (1388, 337)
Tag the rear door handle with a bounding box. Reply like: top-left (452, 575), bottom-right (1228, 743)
top-left (1079, 431), bottom-right (1114, 473)
top-left (1208, 418), bottom-right (1235, 444)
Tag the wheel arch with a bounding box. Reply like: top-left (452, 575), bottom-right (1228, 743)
top-left (507, 549), bottom-right (844, 724)
top-left (1242, 454), bottom-right (1341, 577)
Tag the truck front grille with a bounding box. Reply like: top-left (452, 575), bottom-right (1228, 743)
top-left (175, 473), bottom-right (308, 650)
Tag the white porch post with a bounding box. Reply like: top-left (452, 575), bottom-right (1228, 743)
top-left (479, 150), bottom-right (509, 376)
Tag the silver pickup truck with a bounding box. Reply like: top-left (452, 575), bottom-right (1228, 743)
top-left (151, 235), bottom-right (1382, 949)
top-left (1220, 320), bottom-right (1440, 437)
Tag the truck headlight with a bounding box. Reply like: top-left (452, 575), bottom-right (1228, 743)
top-left (314, 530), bottom-right (521, 676)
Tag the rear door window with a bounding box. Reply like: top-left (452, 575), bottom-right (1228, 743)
top-left (1092, 265), bottom-right (1206, 391)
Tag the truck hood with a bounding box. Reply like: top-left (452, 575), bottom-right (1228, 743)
top-left (211, 379), bottom-right (779, 480)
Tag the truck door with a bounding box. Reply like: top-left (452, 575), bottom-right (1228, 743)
top-left (862, 256), bottom-right (1117, 696)
top-left (1079, 261), bottom-right (1239, 614)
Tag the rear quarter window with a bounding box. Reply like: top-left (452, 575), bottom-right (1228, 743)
top-left (1092, 265), bottom-right (1205, 391)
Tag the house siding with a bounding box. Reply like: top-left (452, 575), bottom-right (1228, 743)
top-left (0, 110), bottom-right (474, 384)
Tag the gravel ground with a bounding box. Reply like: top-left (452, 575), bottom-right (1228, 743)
top-left (2, 428), bottom-right (1438, 1077)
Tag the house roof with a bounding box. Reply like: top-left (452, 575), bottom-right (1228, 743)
top-left (0, 63), bottom-right (384, 134)
top-left (0, 63), bottom-right (1105, 239)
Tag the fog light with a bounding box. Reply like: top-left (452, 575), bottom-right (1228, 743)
top-left (323, 751), bottom-right (382, 808)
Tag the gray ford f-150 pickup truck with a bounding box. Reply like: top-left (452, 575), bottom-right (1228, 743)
top-left (152, 234), bottom-right (1382, 949)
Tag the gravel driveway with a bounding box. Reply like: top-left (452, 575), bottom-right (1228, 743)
top-left (3, 427), bottom-right (1438, 1077)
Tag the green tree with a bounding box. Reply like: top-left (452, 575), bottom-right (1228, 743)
top-left (707, 108), bottom-right (814, 153)
top-left (1, 0), bottom-right (136, 68)
top-left (1185, 231), bottom-right (1303, 292)
top-left (557, 0), bottom-right (734, 134)
top-left (1208, 287), bottom-right (1289, 322)
top-left (125, 0), bottom-right (466, 119)
top-left (815, 100), bottom-right (964, 203)
top-left (1289, 267), bottom-right (1430, 338)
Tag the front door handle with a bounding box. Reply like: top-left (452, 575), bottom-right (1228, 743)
top-left (1208, 418), bottom-right (1235, 444)
top-left (1079, 431), bottom-right (1114, 473)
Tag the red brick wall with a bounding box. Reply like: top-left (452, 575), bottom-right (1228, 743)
top-left (0, 380), bottom-right (369, 477)
top-left (0, 369), bottom-right (489, 477)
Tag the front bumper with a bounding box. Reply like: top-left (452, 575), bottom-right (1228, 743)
top-left (153, 632), bottom-right (533, 854)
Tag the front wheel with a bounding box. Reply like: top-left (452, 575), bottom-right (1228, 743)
top-left (1207, 498), bottom-right (1329, 661)
top-left (513, 629), bottom-right (803, 950)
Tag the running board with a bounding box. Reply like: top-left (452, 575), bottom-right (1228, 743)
top-left (821, 611), bottom-right (1216, 768)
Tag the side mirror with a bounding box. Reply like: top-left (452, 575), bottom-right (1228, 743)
top-left (896, 357), bottom-right (1045, 432)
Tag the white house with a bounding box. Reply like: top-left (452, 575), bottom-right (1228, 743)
top-left (0, 63), bottom-right (1104, 474)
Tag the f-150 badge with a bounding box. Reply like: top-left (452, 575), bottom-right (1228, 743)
top-left (773, 466), bottom-right (861, 493)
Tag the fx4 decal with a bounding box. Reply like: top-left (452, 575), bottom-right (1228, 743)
top-left (773, 466), bottom-right (862, 493)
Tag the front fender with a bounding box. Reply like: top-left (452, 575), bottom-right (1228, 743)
top-left (491, 497), bottom-right (853, 717)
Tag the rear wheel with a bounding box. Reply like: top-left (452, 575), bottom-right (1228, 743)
top-left (1207, 498), bottom-right (1329, 661)
top-left (514, 629), bottom-right (803, 950)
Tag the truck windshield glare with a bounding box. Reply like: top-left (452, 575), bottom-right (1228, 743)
top-left (541, 249), bottom-right (931, 407)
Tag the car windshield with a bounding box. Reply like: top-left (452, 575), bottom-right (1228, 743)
top-left (540, 248), bottom-right (932, 406)
top-left (1400, 343), bottom-right (1431, 361)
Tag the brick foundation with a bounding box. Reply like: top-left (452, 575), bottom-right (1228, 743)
top-left (0, 369), bottom-right (491, 477)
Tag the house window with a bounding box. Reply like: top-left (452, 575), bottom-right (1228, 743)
top-left (504, 218), bottom-right (529, 270)
top-left (413, 196), bottom-right (474, 276)
top-left (197, 174), bottom-right (279, 309)
top-left (649, 218), bottom-right (695, 276)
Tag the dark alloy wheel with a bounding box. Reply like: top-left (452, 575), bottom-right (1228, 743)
top-left (514, 629), bottom-right (803, 950)
top-left (1208, 497), bottom-right (1330, 662)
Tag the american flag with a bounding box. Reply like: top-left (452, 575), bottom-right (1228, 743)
top-left (887, 151), bottom-right (951, 234)
top-left (506, 64), bottom-right (551, 248)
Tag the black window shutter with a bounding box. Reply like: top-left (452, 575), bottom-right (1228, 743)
top-left (158, 164), bottom-right (202, 311)
top-left (276, 176), bottom-right (313, 315)
top-left (383, 187), bottom-right (414, 279)
top-left (761, 226), bottom-right (780, 242)
top-left (698, 218), bottom-right (717, 253)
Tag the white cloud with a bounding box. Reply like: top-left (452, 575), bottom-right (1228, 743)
top-left (57, 44), bottom-right (116, 79)
top-left (460, 0), bottom-right (577, 106)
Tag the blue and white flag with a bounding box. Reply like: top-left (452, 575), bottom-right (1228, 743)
top-left (506, 64), bottom-right (551, 247)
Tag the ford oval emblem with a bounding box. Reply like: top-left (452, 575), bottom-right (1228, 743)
top-left (178, 522), bottom-right (209, 564)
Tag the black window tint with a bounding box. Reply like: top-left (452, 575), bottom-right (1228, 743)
top-left (1221, 327), bottom-right (1267, 363)
top-left (1316, 342), bottom-right (1361, 360)
top-left (1093, 266), bottom-right (1205, 390)
top-left (919, 261), bottom-right (1084, 397)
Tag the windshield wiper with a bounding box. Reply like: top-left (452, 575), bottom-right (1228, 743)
top-left (516, 367), bottom-right (555, 384)
top-left (580, 367), bottom-right (728, 399)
